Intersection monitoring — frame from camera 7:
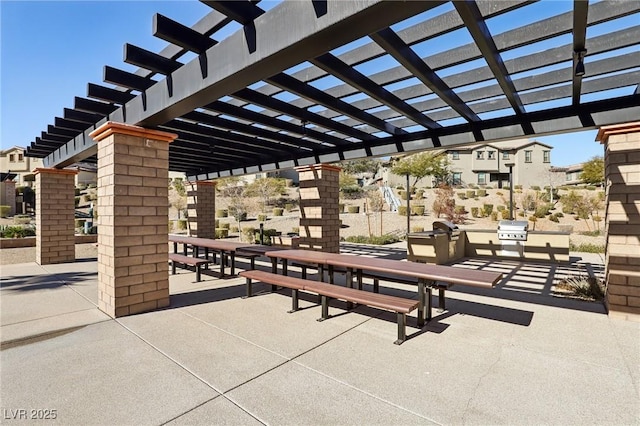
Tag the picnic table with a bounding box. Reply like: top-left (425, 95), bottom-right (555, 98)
top-left (168, 235), bottom-right (254, 277)
top-left (264, 249), bottom-right (503, 327)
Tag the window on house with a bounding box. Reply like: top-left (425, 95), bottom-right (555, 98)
top-left (18, 154), bottom-right (24, 161)
top-left (566, 173), bottom-right (571, 181)
top-left (451, 151), bottom-right (459, 160)
top-left (478, 172), bottom-right (486, 185)
top-left (453, 172), bottom-right (462, 185)
top-left (502, 151), bottom-right (509, 160)
top-left (543, 150), bottom-right (550, 163)
top-left (476, 151), bottom-right (484, 159)
top-left (525, 150), bottom-right (532, 163)
top-left (9, 154), bottom-right (15, 162)
top-left (487, 151), bottom-right (495, 159)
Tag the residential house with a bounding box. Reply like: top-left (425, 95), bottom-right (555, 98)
top-left (382, 139), bottom-right (553, 189)
top-left (446, 139), bottom-right (553, 188)
top-left (0, 146), bottom-right (42, 187)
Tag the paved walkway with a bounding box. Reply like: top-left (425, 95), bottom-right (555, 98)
top-left (1, 248), bottom-right (638, 425)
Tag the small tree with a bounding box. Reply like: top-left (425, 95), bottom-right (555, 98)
top-left (169, 178), bottom-right (187, 219)
top-left (432, 184), bottom-right (466, 224)
top-left (244, 177), bottom-right (286, 213)
top-left (224, 185), bottom-right (252, 240)
top-left (391, 151), bottom-right (450, 189)
top-left (365, 189), bottom-right (385, 236)
top-left (339, 172), bottom-right (362, 199)
top-left (580, 156), bottom-right (604, 185)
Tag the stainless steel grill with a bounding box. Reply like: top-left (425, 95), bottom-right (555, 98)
top-left (497, 220), bottom-right (528, 241)
top-left (433, 220), bottom-right (460, 241)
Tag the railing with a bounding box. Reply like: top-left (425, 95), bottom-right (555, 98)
top-left (380, 185), bottom-right (401, 212)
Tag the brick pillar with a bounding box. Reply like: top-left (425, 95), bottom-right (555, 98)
top-left (89, 122), bottom-right (176, 318)
top-left (187, 181), bottom-right (216, 238)
top-left (2, 180), bottom-right (16, 216)
top-left (596, 122), bottom-right (640, 320)
top-left (34, 169), bottom-right (77, 264)
top-left (295, 164), bottom-right (341, 253)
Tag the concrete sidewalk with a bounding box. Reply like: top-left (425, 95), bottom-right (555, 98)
top-left (1, 253), bottom-right (638, 425)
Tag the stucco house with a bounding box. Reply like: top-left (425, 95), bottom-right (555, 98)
top-left (0, 146), bottom-right (42, 187)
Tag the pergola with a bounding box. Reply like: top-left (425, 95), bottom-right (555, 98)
top-left (24, 1), bottom-right (640, 319)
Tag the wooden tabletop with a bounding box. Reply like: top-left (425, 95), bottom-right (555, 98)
top-left (169, 235), bottom-right (252, 252)
top-left (265, 249), bottom-right (502, 288)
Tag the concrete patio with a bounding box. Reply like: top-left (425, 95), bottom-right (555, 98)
top-left (1, 244), bottom-right (638, 425)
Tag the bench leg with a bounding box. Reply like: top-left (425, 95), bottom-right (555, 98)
top-left (171, 261), bottom-right (176, 275)
top-left (438, 288), bottom-right (446, 312)
top-left (346, 269), bottom-right (354, 310)
top-left (195, 265), bottom-right (202, 282)
top-left (317, 295), bottom-right (330, 321)
top-left (244, 278), bottom-right (253, 298)
top-left (250, 256), bottom-right (255, 270)
top-left (373, 278), bottom-right (379, 294)
top-left (230, 252), bottom-right (236, 276)
top-left (395, 313), bottom-right (407, 345)
top-left (288, 289), bottom-right (299, 313)
top-left (301, 266), bottom-right (307, 279)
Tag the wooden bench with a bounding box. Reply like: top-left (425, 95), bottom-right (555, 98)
top-left (239, 270), bottom-right (419, 345)
top-left (169, 253), bottom-right (211, 282)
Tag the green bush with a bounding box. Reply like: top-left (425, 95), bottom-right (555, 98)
top-left (555, 212), bottom-right (564, 218)
top-left (0, 205), bottom-right (11, 217)
top-left (220, 223), bottom-right (231, 230)
top-left (534, 204), bottom-right (551, 218)
top-left (347, 206), bottom-right (360, 214)
top-left (0, 225), bottom-right (35, 238)
top-left (272, 207), bottom-right (284, 216)
top-left (477, 189), bottom-right (486, 197)
top-left (344, 234), bottom-right (402, 245)
top-left (457, 192), bottom-right (467, 200)
top-left (230, 225), bottom-right (239, 233)
top-left (490, 211), bottom-right (498, 221)
top-left (471, 207), bottom-right (479, 218)
top-left (497, 205), bottom-right (505, 212)
top-left (514, 185), bottom-right (523, 190)
top-left (215, 209), bottom-right (228, 218)
top-left (549, 214), bottom-right (560, 223)
top-left (466, 190), bottom-right (476, 199)
top-left (501, 210), bottom-right (511, 220)
top-left (531, 185), bottom-right (540, 191)
top-left (257, 214), bottom-right (267, 222)
top-left (177, 219), bottom-right (187, 230)
top-left (569, 242), bottom-right (605, 253)
top-left (454, 205), bottom-right (466, 214)
top-left (284, 203), bottom-right (294, 212)
top-left (397, 206), bottom-right (408, 216)
top-left (482, 204), bottom-right (493, 216)
top-left (215, 228), bottom-right (229, 239)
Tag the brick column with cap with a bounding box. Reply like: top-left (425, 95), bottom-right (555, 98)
top-left (596, 122), bottom-right (640, 320)
top-left (187, 181), bottom-right (216, 238)
top-left (34, 168), bottom-right (77, 264)
top-left (295, 164), bottom-right (341, 253)
top-left (90, 122), bottom-right (177, 318)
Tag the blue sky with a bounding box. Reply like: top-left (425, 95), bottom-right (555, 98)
top-left (1, 1), bottom-right (606, 166)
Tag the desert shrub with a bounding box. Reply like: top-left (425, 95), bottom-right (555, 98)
top-left (466, 190), bottom-right (476, 199)
top-left (454, 205), bottom-right (466, 214)
top-left (555, 275), bottom-right (605, 301)
top-left (291, 227), bottom-right (299, 234)
top-left (534, 204), bottom-right (552, 218)
top-left (497, 205), bottom-right (505, 212)
top-left (411, 226), bottom-right (424, 233)
top-left (501, 210), bottom-right (511, 220)
top-left (411, 206), bottom-right (425, 216)
top-left (471, 207), bottom-right (479, 218)
top-left (457, 192), bottom-right (467, 200)
top-left (341, 185), bottom-right (364, 199)
top-left (482, 204), bottom-right (493, 216)
top-left (215, 209), bottom-right (228, 218)
top-left (338, 203), bottom-right (345, 213)
top-left (272, 207), bottom-right (284, 216)
top-left (0, 206), bottom-right (10, 217)
top-left (177, 219), bottom-right (187, 230)
top-left (555, 212), bottom-right (564, 218)
top-left (468, 184), bottom-right (477, 189)
top-left (397, 206), bottom-right (408, 216)
top-left (219, 222), bottom-right (231, 230)
top-left (477, 189), bottom-right (487, 197)
top-left (215, 228), bottom-right (229, 239)
top-left (496, 191), bottom-right (504, 196)
top-left (531, 185), bottom-right (540, 191)
top-left (347, 206), bottom-right (360, 214)
top-left (14, 215), bottom-right (31, 225)
top-left (344, 234), bottom-right (402, 245)
top-left (586, 185), bottom-right (597, 191)
top-left (257, 214), bottom-right (267, 222)
top-left (514, 185), bottom-right (522, 190)
top-left (549, 214), bottom-right (560, 223)
top-left (433, 184), bottom-right (466, 224)
top-left (518, 211), bottom-right (526, 217)
top-left (284, 203), bottom-right (294, 212)
top-left (490, 211), bottom-right (498, 221)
